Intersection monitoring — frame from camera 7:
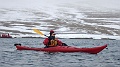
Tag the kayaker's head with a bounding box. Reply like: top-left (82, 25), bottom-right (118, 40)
top-left (50, 30), bottom-right (55, 36)
top-left (49, 30), bottom-right (56, 40)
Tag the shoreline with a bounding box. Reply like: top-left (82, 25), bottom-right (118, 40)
top-left (0, 36), bottom-right (117, 40)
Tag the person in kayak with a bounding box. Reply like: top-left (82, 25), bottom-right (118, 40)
top-left (43, 30), bottom-right (67, 48)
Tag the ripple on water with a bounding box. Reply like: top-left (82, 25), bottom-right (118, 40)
top-left (0, 38), bottom-right (120, 67)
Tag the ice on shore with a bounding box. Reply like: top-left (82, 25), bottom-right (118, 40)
top-left (0, 0), bottom-right (120, 40)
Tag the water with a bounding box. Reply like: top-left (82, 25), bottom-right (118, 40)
top-left (0, 38), bottom-right (120, 67)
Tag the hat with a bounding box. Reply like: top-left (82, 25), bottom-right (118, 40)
top-left (50, 30), bottom-right (54, 33)
top-left (50, 30), bottom-right (54, 36)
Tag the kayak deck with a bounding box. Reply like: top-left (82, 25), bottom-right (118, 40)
top-left (15, 44), bottom-right (107, 54)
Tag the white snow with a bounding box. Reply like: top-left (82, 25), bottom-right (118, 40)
top-left (98, 25), bottom-right (120, 29)
top-left (0, 26), bottom-right (34, 33)
top-left (0, 0), bottom-right (120, 40)
top-left (10, 24), bottom-right (25, 25)
top-left (55, 34), bottom-right (120, 40)
top-left (55, 27), bottom-right (70, 32)
top-left (0, 0), bottom-right (120, 21)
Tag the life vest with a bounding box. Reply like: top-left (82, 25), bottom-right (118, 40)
top-left (49, 39), bottom-right (58, 47)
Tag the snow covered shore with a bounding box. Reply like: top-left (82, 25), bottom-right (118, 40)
top-left (0, 0), bottom-right (120, 40)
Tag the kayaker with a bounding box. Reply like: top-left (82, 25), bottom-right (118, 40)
top-left (43, 30), bottom-right (67, 48)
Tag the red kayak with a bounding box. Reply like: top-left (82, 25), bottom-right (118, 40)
top-left (14, 44), bottom-right (107, 54)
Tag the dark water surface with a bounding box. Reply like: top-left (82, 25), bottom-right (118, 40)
top-left (0, 38), bottom-right (120, 67)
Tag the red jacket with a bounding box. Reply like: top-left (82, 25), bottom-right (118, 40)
top-left (43, 38), bottom-right (63, 46)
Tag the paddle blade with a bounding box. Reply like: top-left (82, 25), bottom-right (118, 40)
top-left (33, 28), bottom-right (44, 36)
